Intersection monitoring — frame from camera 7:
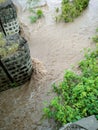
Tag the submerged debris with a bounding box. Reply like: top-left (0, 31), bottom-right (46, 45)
top-left (32, 58), bottom-right (47, 81)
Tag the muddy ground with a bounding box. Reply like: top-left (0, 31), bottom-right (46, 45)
top-left (0, 0), bottom-right (98, 130)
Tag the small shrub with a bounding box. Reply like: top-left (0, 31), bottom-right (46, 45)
top-left (93, 35), bottom-right (98, 43)
top-left (29, 15), bottom-right (38, 23)
top-left (92, 28), bottom-right (98, 43)
top-left (36, 9), bottom-right (43, 18)
top-left (55, 7), bottom-right (59, 13)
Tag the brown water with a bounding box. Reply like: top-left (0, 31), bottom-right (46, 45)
top-left (0, 0), bottom-right (98, 130)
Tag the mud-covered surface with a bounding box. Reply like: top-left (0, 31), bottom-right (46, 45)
top-left (0, 0), bottom-right (98, 130)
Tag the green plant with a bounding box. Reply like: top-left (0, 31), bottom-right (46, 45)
top-left (0, 0), bottom-right (6, 3)
top-left (61, 3), bottom-right (77, 22)
top-left (57, 0), bottom-right (89, 22)
top-left (29, 9), bottom-right (43, 23)
top-left (36, 9), bottom-right (43, 18)
top-left (74, 0), bottom-right (89, 12)
top-left (0, 33), bottom-right (19, 58)
top-left (28, 0), bottom-right (44, 23)
top-left (92, 35), bottom-right (98, 43)
top-left (55, 7), bottom-right (59, 13)
top-left (10, 82), bottom-right (18, 88)
top-left (92, 29), bottom-right (98, 43)
top-left (44, 45), bottom-right (98, 128)
top-left (29, 15), bottom-right (38, 23)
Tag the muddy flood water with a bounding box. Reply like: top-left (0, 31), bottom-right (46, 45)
top-left (0, 0), bottom-right (98, 130)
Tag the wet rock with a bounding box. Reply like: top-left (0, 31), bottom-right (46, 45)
top-left (75, 115), bottom-right (98, 130)
top-left (12, 0), bottom-right (47, 12)
top-left (60, 115), bottom-right (98, 130)
top-left (12, 0), bottom-right (27, 11)
top-left (27, 0), bottom-right (47, 9)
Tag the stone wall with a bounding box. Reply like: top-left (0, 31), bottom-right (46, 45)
top-left (0, 0), bottom-right (19, 36)
top-left (0, 35), bottom-right (33, 92)
top-left (0, 65), bottom-right (12, 92)
top-left (0, 0), bottom-right (33, 92)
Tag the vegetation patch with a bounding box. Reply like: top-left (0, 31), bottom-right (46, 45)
top-left (92, 28), bottom-right (98, 43)
top-left (0, 33), bottom-right (19, 58)
top-left (56, 0), bottom-right (90, 22)
top-left (29, 9), bottom-right (43, 23)
top-left (44, 44), bottom-right (98, 128)
top-left (0, 0), bottom-right (6, 3)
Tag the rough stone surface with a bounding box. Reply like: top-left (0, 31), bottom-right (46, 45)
top-left (0, 0), bottom-right (19, 36)
top-left (27, 0), bottom-right (47, 9)
top-left (76, 115), bottom-right (98, 130)
top-left (0, 35), bottom-right (33, 92)
top-left (60, 116), bottom-right (98, 130)
top-left (0, 0), bottom-right (12, 9)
